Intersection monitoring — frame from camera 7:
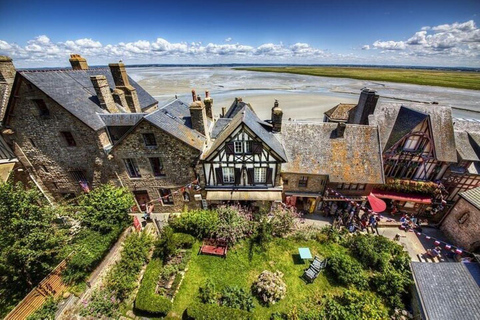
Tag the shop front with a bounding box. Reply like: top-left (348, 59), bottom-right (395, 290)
top-left (371, 189), bottom-right (432, 215)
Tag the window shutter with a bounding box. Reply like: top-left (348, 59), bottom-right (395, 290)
top-left (247, 168), bottom-right (254, 185)
top-left (266, 168), bottom-right (273, 185)
top-left (252, 142), bottom-right (263, 154)
top-left (234, 168), bottom-right (241, 185)
top-left (215, 167), bottom-right (223, 185)
top-left (225, 142), bottom-right (234, 155)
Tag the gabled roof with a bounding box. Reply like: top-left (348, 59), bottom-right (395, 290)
top-left (411, 262), bottom-right (480, 320)
top-left (384, 106), bottom-right (428, 152)
top-left (324, 103), bottom-right (356, 121)
top-left (203, 106), bottom-right (287, 161)
top-left (211, 118), bottom-right (232, 139)
top-left (460, 186), bottom-right (480, 210)
top-left (453, 118), bottom-right (480, 162)
top-left (224, 99), bottom-right (251, 118)
top-left (99, 113), bottom-right (146, 126)
top-left (14, 68), bottom-right (157, 131)
top-left (280, 121), bottom-right (384, 184)
top-left (372, 102), bottom-right (457, 162)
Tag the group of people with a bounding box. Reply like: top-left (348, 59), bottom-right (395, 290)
top-left (324, 201), bottom-right (381, 235)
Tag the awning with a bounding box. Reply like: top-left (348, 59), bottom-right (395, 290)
top-left (371, 189), bottom-right (432, 204)
top-left (206, 190), bottom-right (282, 201)
top-left (322, 196), bottom-right (366, 202)
top-left (367, 193), bottom-right (387, 212)
top-left (0, 162), bottom-right (15, 182)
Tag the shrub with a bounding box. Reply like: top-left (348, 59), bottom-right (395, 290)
top-left (186, 302), bottom-right (251, 320)
top-left (319, 226), bottom-right (348, 244)
top-left (252, 270), bottom-right (287, 305)
top-left (199, 279), bottom-right (217, 304)
top-left (269, 207), bottom-right (301, 237)
top-left (80, 289), bottom-right (120, 319)
top-left (327, 254), bottom-right (369, 289)
top-left (220, 286), bottom-right (254, 311)
top-left (173, 233), bottom-right (195, 249)
top-left (169, 210), bottom-right (219, 238)
top-left (215, 207), bottom-right (253, 245)
top-left (371, 266), bottom-right (412, 309)
top-left (349, 234), bottom-right (404, 271)
top-left (154, 226), bottom-right (177, 263)
top-left (27, 298), bottom-right (57, 320)
top-left (135, 258), bottom-right (172, 316)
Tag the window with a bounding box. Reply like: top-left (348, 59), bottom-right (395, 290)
top-left (41, 165), bottom-right (49, 173)
top-left (143, 133), bottom-right (157, 147)
top-left (244, 141), bottom-right (252, 153)
top-left (149, 157), bottom-right (165, 177)
top-left (283, 179), bottom-right (289, 186)
top-left (29, 138), bottom-right (36, 147)
top-left (350, 184), bottom-right (358, 190)
top-left (404, 135), bottom-right (421, 151)
top-left (254, 167), bottom-right (267, 184)
top-left (70, 170), bottom-right (87, 183)
top-left (343, 183), bottom-right (351, 190)
top-left (358, 184), bottom-right (366, 191)
top-left (234, 141), bottom-right (243, 153)
top-left (183, 192), bottom-right (190, 202)
top-left (222, 167), bottom-right (235, 183)
top-left (298, 176), bottom-right (308, 188)
top-left (458, 212), bottom-right (470, 224)
top-left (159, 188), bottom-right (174, 205)
top-left (33, 99), bottom-right (49, 117)
top-left (52, 182), bottom-right (58, 189)
top-left (61, 193), bottom-right (76, 200)
top-left (61, 131), bottom-right (76, 146)
top-left (124, 158), bottom-right (141, 178)
top-left (336, 183), bottom-right (343, 189)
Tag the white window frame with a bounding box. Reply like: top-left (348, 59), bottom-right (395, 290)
top-left (124, 158), bottom-right (141, 178)
top-left (254, 167), bottom-right (267, 184)
top-left (404, 135), bottom-right (421, 151)
top-left (244, 141), bottom-right (252, 153)
top-left (234, 141), bottom-right (243, 154)
top-left (222, 167), bottom-right (235, 183)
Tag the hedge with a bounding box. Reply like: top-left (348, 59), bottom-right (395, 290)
top-left (173, 233), bottom-right (196, 249)
top-left (135, 259), bottom-right (172, 316)
top-left (186, 302), bottom-right (251, 320)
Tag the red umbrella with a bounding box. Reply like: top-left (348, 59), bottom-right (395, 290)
top-left (367, 193), bottom-right (387, 213)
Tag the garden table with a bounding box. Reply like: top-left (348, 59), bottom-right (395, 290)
top-left (298, 247), bottom-right (312, 260)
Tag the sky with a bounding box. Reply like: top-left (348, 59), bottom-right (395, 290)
top-left (0, 0), bottom-right (479, 68)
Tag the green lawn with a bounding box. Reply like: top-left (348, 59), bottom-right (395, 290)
top-left (236, 66), bottom-right (480, 90)
top-left (170, 238), bottom-right (348, 319)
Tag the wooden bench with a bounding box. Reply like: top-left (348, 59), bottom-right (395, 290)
top-left (199, 239), bottom-right (228, 258)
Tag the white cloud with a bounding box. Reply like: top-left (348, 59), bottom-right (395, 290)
top-left (224, 37), bottom-right (232, 42)
top-left (373, 40), bottom-right (406, 50)
top-left (361, 45), bottom-right (370, 50)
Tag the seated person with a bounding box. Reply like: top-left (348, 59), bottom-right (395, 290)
top-left (426, 246), bottom-right (442, 258)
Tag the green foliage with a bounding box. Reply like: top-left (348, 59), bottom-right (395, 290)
top-left (154, 226), bottom-right (178, 263)
top-left (269, 207), bottom-right (300, 237)
top-left (0, 182), bottom-right (66, 298)
top-left (253, 217), bottom-right (273, 246)
top-left (216, 207), bottom-right (253, 245)
top-left (172, 232), bottom-right (195, 249)
top-left (199, 279), bottom-right (217, 304)
top-left (135, 258), bottom-right (173, 316)
top-left (371, 266), bottom-right (413, 309)
top-left (327, 254), bottom-right (369, 290)
top-left (63, 227), bottom-right (122, 284)
top-left (319, 226), bottom-right (348, 244)
top-left (220, 286), bottom-right (255, 311)
top-left (105, 231), bottom-right (152, 301)
top-left (80, 289), bottom-right (120, 319)
top-left (348, 234), bottom-right (401, 271)
top-left (186, 302), bottom-right (251, 320)
top-left (169, 209), bottom-right (219, 238)
top-left (26, 297), bottom-right (57, 320)
top-left (77, 184), bottom-right (134, 234)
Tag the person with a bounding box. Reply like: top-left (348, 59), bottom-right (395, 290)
top-left (368, 214), bottom-right (379, 235)
top-left (426, 246), bottom-right (441, 258)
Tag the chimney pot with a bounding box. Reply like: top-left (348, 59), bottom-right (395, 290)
top-left (109, 62), bottom-right (141, 112)
top-left (192, 89), bottom-right (197, 102)
top-left (69, 54), bottom-right (89, 70)
top-left (271, 99), bottom-right (283, 133)
top-left (205, 90), bottom-right (210, 98)
top-left (336, 122), bottom-right (346, 138)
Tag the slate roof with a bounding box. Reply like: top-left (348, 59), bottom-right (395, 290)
top-left (384, 107), bottom-right (429, 152)
top-left (324, 103), bottom-right (356, 121)
top-left (452, 118), bottom-right (480, 162)
top-left (460, 187), bottom-right (480, 210)
top-left (280, 121), bottom-right (384, 184)
top-left (99, 113), bottom-right (146, 126)
top-left (18, 68), bottom-right (157, 131)
top-left (143, 99), bottom-right (206, 151)
top-left (0, 83), bottom-right (10, 122)
top-left (211, 118), bottom-right (232, 139)
top-left (224, 99), bottom-right (251, 118)
top-left (0, 135), bottom-right (15, 162)
top-left (372, 102), bottom-right (457, 162)
top-left (203, 106), bottom-right (287, 161)
top-left (411, 262), bottom-right (480, 320)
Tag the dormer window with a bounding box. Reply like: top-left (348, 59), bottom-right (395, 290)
top-left (33, 99), bottom-right (49, 118)
top-left (403, 135), bottom-right (421, 151)
top-left (234, 141), bottom-right (243, 153)
top-left (143, 133), bottom-right (157, 147)
top-left (245, 141), bottom-right (253, 153)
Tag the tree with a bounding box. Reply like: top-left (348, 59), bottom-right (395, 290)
top-left (0, 182), bottom-right (66, 293)
top-left (76, 184), bottom-right (134, 234)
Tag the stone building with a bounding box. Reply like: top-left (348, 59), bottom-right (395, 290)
top-left (440, 187), bottom-right (480, 253)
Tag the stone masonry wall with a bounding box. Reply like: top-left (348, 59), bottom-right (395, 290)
top-left (281, 173), bottom-right (327, 194)
top-left (111, 121), bottom-right (203, 213)
top-left (440, 198), bottom-right (480, 252)
top-left (4, 78), bottom-right (111, 200)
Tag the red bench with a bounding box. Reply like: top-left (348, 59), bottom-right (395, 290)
top-left (199, 239), bottom-right (228, 258)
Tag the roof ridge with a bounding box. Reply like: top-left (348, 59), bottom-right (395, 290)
top-left (20, 67), bottom-right (110, 73)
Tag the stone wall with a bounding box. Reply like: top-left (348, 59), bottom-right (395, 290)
top-left (281, 173), bottom-right (327, 194)
top-left (111, 120), bottom-right (203, 213)
top-left (440, 197), bottom-right (480, 252)
top-left (4, 78), bottom-right (111, 200)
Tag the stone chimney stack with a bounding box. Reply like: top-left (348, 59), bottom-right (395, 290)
top-left (108, 61), bottom-right (141, 113)
top-left (190, 89), bottom-right (209, 140)
top-left (90, 75), bottom-right (118, 113)
top-left (221, 107), bottom-right (227, 118)
top-left (271, 100), bottom-right (283, 133)
top-left (347, 88), bottom-right (379, 125)
top-left (335, 122), bottom-right (346, 138)
top-left (203, 90), bottom-right (213, 120)
top-left (69, 54), bottom-right (89, 70)
top-left (0, 56), bottom-right (16, 120)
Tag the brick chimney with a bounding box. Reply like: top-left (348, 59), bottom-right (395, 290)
top-left (90, 75), bottom-right (118, 113)
top-left (108, 61), bottom-right (141, 113)
top-left (347, 88), bottom-right (379, 125)
top-left (0, 56), bottom-right (16, 121)
top-left (69, 54), bottom-right (89, 70)
top-left (271, 99), bottom-right (283, 133)
top-left (190, 89), bottom-right (209, 140)
top-left (203, 90), bottom-right (213, 120)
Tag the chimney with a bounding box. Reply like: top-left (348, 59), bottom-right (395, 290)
top-left (112, 89), bottom-right (129, 112)
top-left (335, 122), bottom-right (346, 138)
top-left (90, 75), bottom-right (118, 113)
top-left (190, 89), bottom-right (209, 140)
top-left (69, 54), bottom-right (89, 70)
top-left (203, 90), bottom-right (213, 120)
top-left (221, 107), bottom-right (227, 118)
top-left (109, 62), bottom-right (141, 113)
top-left (271, 99), bottom-right (283, 133)
top-left (0, 56), bottom-right (16, 121)
top-left (347, 88), bottom-right (379, 125)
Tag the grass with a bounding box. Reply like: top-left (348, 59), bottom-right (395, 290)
top-left (236, 66), bottom-right (480, 90)
top-left (170, 238), bottom-right (351, 319)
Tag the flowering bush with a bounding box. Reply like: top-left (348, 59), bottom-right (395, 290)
top-left (269, 207), bottom-right (301, 237)
top-left (252, 270), bottom-right (287, 305)
top-left (215, 206), bottom-right (253, 245)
